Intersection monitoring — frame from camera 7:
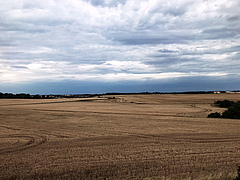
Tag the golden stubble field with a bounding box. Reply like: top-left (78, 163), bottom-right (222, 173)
top-left (0, 94), bottom-right (239, 179)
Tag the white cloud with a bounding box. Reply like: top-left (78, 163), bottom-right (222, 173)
top-left (0, 0), bottom-right (239, 85)
top-left (1, 58), bottom-right (235, 83)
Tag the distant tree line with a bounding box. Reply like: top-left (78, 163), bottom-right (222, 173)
top-left (0, 92), bottom-right (100, 99)
top-left (208, 100), bottom-right (240, 119)
top-left (0, 92), bottom-right (51, 99)
top-left (1, 91), bottom-right (239, 99)
top-left (0, 91), bottom-right (219, 99)
top-left (105, 91), bottom-right (227, 95)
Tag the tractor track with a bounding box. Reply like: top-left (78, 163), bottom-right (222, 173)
top-left (0, 134), bottom-right (47, 155)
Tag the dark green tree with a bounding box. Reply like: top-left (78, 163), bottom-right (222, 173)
top-left (214, 100), bottom-right (234, 108)
top-left (207, 112), bottom-right (221, 118)
top-left (221, 102), bottom-right (240, 119)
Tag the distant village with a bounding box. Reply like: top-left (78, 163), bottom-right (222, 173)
top-left (0, 91), bottom-right (239, 99)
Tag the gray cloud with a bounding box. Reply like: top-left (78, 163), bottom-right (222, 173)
top-left (1, 75), bottom-right (239, 94)
top-left (158, 49), bottom-right (179, 53)
top-left (161, 6), bottom-right (187, 17)
top-left (227, 15), bottom-right (240, 22)
top-left (0, 0), bottom-right (239, 93)
top-left (0, 22), bottom-right (48, 33)
top-left (108, 31), bottom-right (192, 45)
top-left (116, 37), bottom-right (180, 45)
top-left (86, 0), bottom-right (127, 7)
top-left (202, 27), bottom-right (240, 39)
top-left (10, 65), bottom-right (28, 69)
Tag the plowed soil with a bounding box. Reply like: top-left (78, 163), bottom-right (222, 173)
top-left (0, 94), bottom-right (239, 179)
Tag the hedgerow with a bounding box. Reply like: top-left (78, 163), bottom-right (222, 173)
top-left (208, 100), bottom-right (240, 119)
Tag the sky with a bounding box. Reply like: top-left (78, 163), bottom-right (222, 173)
top-left (0, 0), bottom-right (240, 94)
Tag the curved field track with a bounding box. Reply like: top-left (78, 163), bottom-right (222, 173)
top-left (0, 134), bottom-right (47, 155)
top-left (0, 94), bottom-right (240, 180)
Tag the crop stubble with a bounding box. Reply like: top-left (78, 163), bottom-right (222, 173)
top-left (0, 94), bottom-right (240, 179)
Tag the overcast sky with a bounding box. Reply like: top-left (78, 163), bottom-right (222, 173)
top-left (0, 0), bottom-right (240, 94)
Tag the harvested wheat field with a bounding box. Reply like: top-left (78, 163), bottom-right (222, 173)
top-left (0, 94), bottom-right (240, 179)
